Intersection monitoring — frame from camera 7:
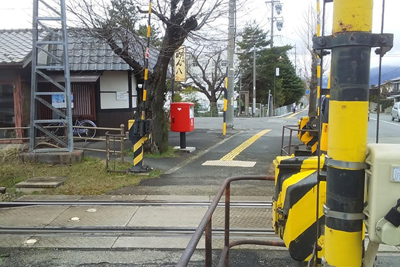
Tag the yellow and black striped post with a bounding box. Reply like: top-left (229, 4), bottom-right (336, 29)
top-left (141, 0), bottom-right (152, 120)
top-left (316, 0), bottom-right (321, 116)
top-left (223, 77), bottom-right (228, 136)
top-left (129, 0), bottom-right (152, 173)
top-left (321, 1), bottom-right (372, 265)
top-left (128, 119), bottom-right (149, 172)
top-left (317, 0), bottom-right (332, 154)
top-left (313, 1), bottom-right (393, 264)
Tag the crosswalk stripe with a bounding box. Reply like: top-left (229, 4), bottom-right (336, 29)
top-left (202, 129), bottom-right (271, 168)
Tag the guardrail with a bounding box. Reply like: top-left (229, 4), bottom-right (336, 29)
top-left (280, 124), bottom-right (318, 156)
top-left (0, 125), bottom-right (127, 160)
top-left (177, 175), bottom-right (285, 267)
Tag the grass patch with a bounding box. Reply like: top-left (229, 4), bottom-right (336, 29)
top-left (145, 146), bottom-right (177, 158)
top-left (125, 146), bottom-right (177, 158)
top-left (0, 156), bottom-right (160, 199)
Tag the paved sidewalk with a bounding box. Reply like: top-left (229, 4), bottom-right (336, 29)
top-left (0, 194), bottom-right (273, 250)
top-left (0, 194), bottom-right (399, 254)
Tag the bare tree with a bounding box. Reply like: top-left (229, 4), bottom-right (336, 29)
top-left (68, 0), bottom-right (227, 153)
top-left (296, 2), bottom-right (330, 117)
top-left (184, 44), bottom-right (226, 115)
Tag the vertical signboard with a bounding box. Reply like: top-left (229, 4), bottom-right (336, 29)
top-left (174, 46), bottom-right (186, 82)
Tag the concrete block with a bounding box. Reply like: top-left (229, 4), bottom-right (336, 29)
top-left (15, 177), bottom-right (68, 193)
top-left (19, 150), bottom-right (83, 165)
top-left (173, 146), bottom-right (196, 153)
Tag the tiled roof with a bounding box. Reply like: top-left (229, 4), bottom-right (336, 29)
top-left (0, 29), bottom-right (34, 65)
top-left (0, 29), bottom-right (158, 71)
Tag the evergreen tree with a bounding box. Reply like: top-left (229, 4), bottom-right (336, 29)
top-left (237, 24), bottom-right (305, 107)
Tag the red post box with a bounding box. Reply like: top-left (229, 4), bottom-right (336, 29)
top-left (170, 102), bottom-right (195, 132)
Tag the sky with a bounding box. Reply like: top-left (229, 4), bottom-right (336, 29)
top-left (1, 0), bottom-right (399, 73)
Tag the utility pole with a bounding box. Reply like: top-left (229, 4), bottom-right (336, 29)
top-left (265, 0), bottom-right (283, 48)
top-left (270, 1), bottom-right (274, 48)
top-left (252, 44), bottom-right (256, 117)
top-left (226, 0), bottom-right (236, 127)
top-left (294, 45), bottom-right (297, 74)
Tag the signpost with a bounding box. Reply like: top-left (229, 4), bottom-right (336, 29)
top-left (174, 46), bottom-right (186, 82)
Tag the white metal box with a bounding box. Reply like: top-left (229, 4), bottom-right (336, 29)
top-left (364, 144), bottom-right (400, 245)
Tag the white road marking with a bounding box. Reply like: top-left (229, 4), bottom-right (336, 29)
top-left (370, 117), bottom-right (400, 127)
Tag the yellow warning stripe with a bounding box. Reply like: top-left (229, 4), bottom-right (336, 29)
top-left (220, 129), bottom-right (271, 161)
top-left (147, 26), bottom-right (151, 37)
top-left (133, 136), bottom-right (147, 152)
top-left (133, 149), bottom-right (143, 165)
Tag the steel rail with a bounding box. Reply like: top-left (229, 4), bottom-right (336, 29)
top-left (0, 201), bottom-right (273, 209)
top-left (0, 227), bottom-right (277, 236)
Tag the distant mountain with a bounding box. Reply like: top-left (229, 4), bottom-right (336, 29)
top-left (370, 66), bottom-right (400, 86)
top-left (320, 66), bottom-right (400, 87)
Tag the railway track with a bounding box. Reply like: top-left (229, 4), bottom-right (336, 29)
top-left (0, 200), bottom-right (275, 237)
top-left (0, 200), bottom-right (273, 208)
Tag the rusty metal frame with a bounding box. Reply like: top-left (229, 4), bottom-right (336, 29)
top-left (105, 131), bottom-right (126, 172)
top-left (280, 124), bottom-right (319, 156)
top-left (177, 175), bottom-right (285, 267)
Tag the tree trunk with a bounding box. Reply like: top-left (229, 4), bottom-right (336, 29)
top-left (209, 98), bottom-right (218, 117)
top-left (147, 58), bottom-right (170, 153)
top-left (308, 52), bottom-right (318, 118)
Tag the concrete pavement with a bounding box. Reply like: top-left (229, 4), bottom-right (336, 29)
top-left (0, 194), bottom-right (273, 249)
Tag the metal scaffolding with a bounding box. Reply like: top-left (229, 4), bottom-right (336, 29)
top-left (29, 0), bottom-right (73, 152)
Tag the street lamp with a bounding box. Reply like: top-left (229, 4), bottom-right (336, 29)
top-left (273, 56), bottom-right (284, 115)
top-left (253, 44), bottom-right (256, 117)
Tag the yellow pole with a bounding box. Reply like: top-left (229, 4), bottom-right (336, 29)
top-left (325, 0), bottom-right (372, 266)
top-left (223, 77), bottom-right (227, 136)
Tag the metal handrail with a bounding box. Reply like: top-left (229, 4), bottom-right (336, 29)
top-left (280, 124), bottom-right (319, 156)
top-left (177, 175), bottom-right (285, 267)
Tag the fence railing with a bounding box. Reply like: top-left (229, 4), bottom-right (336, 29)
top-left (234, 103), bottom-right (296, 118)
top-left (273, 104), bottom-right (293, 116)
top-left (0, 125), bottom-right (127, 160)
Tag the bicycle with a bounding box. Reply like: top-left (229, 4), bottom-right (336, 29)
top-left (48, 117), bottom-right (97, 140)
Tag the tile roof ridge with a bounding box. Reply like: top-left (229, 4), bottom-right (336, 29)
top-left (0, 28), bottom-right (33, 33)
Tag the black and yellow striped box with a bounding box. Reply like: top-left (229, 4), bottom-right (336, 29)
top-left (273, 155), bottom-right (326, 262)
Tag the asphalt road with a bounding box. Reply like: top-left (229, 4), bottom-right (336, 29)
top-left (110, 113), bottom-right (302, 196)
top-left (111, 110), bottom-right (400, 197)
top-left (368, 112), bottom-right (400, 143)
